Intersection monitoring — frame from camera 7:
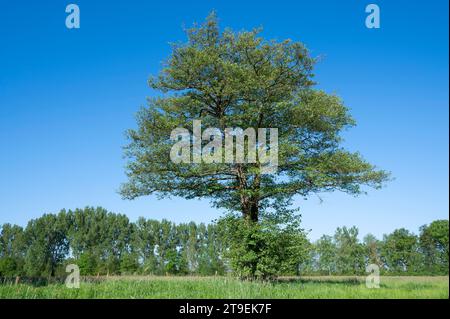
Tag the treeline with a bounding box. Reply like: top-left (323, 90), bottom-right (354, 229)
top-left (305, 223), bottom-right (449, 275)
top-left (0, 207), bottom-right (448, 277)
top-left (0, 207), bottom-right (226, 277)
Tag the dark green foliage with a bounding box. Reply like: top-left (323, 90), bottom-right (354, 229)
top-left (120, 252), bottom-right (139, 275)
top-left (23, 212), bottom-right (70, 277)
top-left (0, 207), bottom-right (447, 278)
top-left (0, 223), bottom-right (25, 276)
top-left (77, 252), bottom-right (98, 276)
top-left (419, 220), bottom-right (449, 274)
top-left (381, 228), bottom-right (421, 274)
top-left (0, 257), bottom-right (19, 277)
top-left (66, 207), bottom-right (134, 275)
top-left (1, 207), bottom-right (229, 277)
top-left (218, 210), bottom-right (309, 279)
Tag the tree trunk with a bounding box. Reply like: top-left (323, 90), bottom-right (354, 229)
top-left (249, 202), bottom-right (258, 222)
top-left (236, 163), bottom-right (260, 222)
top-left (242, 201), bottom-right (259, 222)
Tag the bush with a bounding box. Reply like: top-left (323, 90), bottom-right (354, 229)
top-left (217, 211), bottom-right (309, 280)
top-left (0, 257), bottom-right (19, 277)
top-left (77, 252), bottom-right (99, 275)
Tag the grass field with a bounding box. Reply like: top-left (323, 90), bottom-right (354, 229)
top-left (0, 276), bottom-right (448, 299)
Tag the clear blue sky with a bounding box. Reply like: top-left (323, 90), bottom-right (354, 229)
top-left (0, 0), bottom-right (448, 240)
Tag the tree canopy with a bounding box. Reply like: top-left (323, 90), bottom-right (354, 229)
top-left (120, 12), bottom-right (389, 222)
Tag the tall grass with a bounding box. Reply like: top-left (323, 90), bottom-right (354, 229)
top-left (0, 276), bottom-right (447, 299)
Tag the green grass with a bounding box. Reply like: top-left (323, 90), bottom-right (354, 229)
top-left (0, 276), bottom-right (448, 299)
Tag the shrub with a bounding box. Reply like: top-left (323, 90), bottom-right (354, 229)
top-left (218, 210), bottom-right (309, 280)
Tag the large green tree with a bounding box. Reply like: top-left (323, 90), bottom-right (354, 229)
top-left (120, 13), bottom-right (389, 223)
top-left (314, 235), bottom-right (337, 275)
top-left (419, 220), bottom-right (449, 274)
top-left (381, 228), bottom-right (421, 274)
top-left (23, 212), bottom-right (70, 277)
top-left (333, 226), bottom-right (365, 275)
top-left (0, 224), bottom-right (25, 277)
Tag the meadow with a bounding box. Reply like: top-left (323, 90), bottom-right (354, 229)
top-left (0, 276), bottom-right (448, 299)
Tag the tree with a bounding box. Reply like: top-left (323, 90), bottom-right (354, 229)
top-left (196, 223), bottom-right (213, 275)
top-left (153, 220), bottom-right (179, 275)
top-left (381, 228), bottom-right (420, 274)
top-left (120, 12), bottom-right (389, 224)
top-left (132, 217), bottom-right (159, 274)
top-left (119, 13), bottom-right (389, 279)
top-left (314, 235), bottom-right (336, 275)
top-left (178, 222), bottom-right (200, 274)
top-left (218, 210), bottom-right (309, 279)
top-left (195, 223), bottom-right (226, 275)
top-left (120, 252), bottom-right (139, 275)
top-left (333, 226), bottom-right (365, 275)
top-left (67, 207), bottom-right (132, 275)
top-left (67, 207), bottom-right (106, 274)
top-left (419, 220), bottom-right (449, 274)
top-left (363, 233), bottom-right (382, 269)
top-left (104, 213), bottom-right (134, 273)
top-left (23, 212), bottom-right (70, 277)
top-left (77, 251), bottom-right (98, 275)
top-left (0, 223), bottom-right (25, 277)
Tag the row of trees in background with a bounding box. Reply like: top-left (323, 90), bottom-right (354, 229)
top-left (306, 222), bottom-right (449, 275)
top-left (0, 207), bottom-right (448, 278)
top-left (0, 207), bottom-right (226, 277)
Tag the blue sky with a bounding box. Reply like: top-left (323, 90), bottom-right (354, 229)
top-left (0, 0), bottom-right (448, 240)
